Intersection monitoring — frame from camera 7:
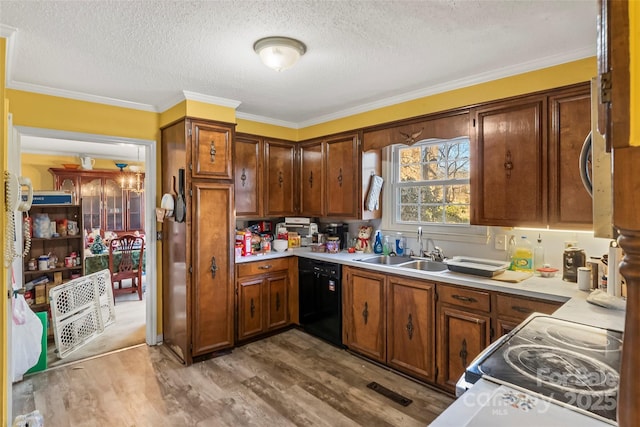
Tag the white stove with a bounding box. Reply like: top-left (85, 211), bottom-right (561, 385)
top-left (459, 315), bottom-right (622, 425)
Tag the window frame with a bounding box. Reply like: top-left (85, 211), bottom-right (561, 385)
top-left (381, 138), bottom-right (488, 244)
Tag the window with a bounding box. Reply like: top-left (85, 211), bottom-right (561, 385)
top-left (392, 137), bottom-right (470, 225)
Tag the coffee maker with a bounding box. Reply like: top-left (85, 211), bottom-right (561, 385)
top-left (563, 247), bottom-right (586, 282)
top-left (324, 223), bottom-right (349, 249)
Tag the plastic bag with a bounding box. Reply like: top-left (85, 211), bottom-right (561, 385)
top-left (13, 410), bottom-right (44, 427)
top-left (12, 293), bottom-right (29, 325)
top-left (11, 295), bottom-right (43, 382)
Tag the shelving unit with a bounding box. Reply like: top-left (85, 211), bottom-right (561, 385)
top-left (24, 204), bottom-right (85, 320)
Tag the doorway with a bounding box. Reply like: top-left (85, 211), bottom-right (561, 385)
top-left (9, 125), bottom-right (158, 373)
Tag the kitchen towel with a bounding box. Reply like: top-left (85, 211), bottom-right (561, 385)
top-left (365, 174), bottom-right (384, 211)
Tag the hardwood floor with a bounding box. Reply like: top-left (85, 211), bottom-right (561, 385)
top-left (13, 329), bottom-right (453, 426)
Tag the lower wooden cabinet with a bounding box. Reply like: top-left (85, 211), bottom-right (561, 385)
top-left (493, 293), bottom-right (562, 339)
top-left (343, 267), bottom-right (386, 363)
top-left (437, 306), bottom-right (491, 392)
top-left (236, 258), bottom-right (292, 341)
top-left (387, 277), bottom-right (436, 382)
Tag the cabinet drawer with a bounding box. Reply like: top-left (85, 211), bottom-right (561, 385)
top-left (438, 285), bottom-right (490, 313)
top-left (495, 294), bottom-right (562, 320)
top-left (237, 257), bottom-right (290, 277)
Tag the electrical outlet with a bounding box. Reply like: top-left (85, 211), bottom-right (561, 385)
top-left (495, 234), bottom-right (507, 251)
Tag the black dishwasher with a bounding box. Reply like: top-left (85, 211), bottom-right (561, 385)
top-left (298, 258), bottom-right (343, 347)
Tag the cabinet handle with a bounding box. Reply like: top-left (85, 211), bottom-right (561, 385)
top-left (275, 292), bottom-right (280, 312)
top-left (278, 171), bottom-right (283, 188)
top-left (503, 150), bottom-right (513, 179)
top-left (210, 256), bottom-right (218, 278)
top-left (309, 171), bottom-right (313, 188)
top-left (362, 301), bottom-right (369, 325)
top-left (452, 294), bottom-right (477, 304)
top-left (511, 305), bottom-right (531, 314)
top-left (406, 313), bottom-right (414, 340)
top-left (210, 141), bottom-right (217, 163)
top-left (250, 298), bottom-right (255, 318)
top-left (459, 338), bottom-right (468, 368)
top-left (240, 168), bottom-right (247, 187)
top-left (258, 265), bottom-right (272, 270)
top-left (337, 168), bottom-right (343, 187)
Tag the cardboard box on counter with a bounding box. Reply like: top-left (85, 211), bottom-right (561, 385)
top-left (45, 282), bottom-right (62, 300)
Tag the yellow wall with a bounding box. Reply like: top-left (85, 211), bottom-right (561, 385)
top-left (1, 35), bottom-right (8, 427)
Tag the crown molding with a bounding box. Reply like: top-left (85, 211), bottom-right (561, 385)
top-left (182, 90), bottom-right (241, 109)
top-left (296, 46), bottom-right (595, 128)
top-left (235, 111), bottom-right (300, 129)
top-left (1, 24), bottom-right (18, 87)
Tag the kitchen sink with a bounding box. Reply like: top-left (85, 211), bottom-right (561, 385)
top-left (355, 255), bottom-right (413, 265)
top-left (397, 260), bottom-right (448, 272)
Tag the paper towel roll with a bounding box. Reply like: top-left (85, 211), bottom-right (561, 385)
top-left (608, 245), bottom-right (623, 297)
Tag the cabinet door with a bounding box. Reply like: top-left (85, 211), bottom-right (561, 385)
top-left (266, 273), bottom-right (288, 330)
top-left (104, 178), bottom-right (125, 233)
top-left (264, 140), bottom-right (296, 216)
top-left (237, 278), bottom-right (264, 340)
top-left (472, 97), bottom-right (546, 226)
top-left (191, 120), bottom-right (233, 180)
top-left (387, 277), bottom-right (436, 382)
top-left (437, 306), bottom-right (491, 392)
top-left (325, 133), bottom-right (359, 218)
top-left (548, 85), bottom-right (593, 229)
top-left (235, 135), bottom-right (262, 217)
top-left (191, 181), bottom-right (235, 355)
top-left (127, 190), bottom-right (144, 231)
top-left (344, 267), bottom-right (386, 363)
top-left (299, 140), bottom-right (324, 217)
top-left (81, 178), bottom-right (103, 233)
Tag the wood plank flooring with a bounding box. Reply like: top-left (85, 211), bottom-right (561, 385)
top-left (13, 329), bottom-right (453, 426)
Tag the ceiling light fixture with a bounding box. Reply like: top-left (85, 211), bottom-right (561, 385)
top-left (253, 36), bottom-right (306, 72)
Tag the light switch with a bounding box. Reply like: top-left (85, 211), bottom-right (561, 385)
top-left (495, 234), bottom-right (507, 251)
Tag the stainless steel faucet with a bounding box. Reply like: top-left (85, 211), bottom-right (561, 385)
top-left (425, 237), bottom-right (445, 262)
top-left (417, 226), bottom-right (423, 256)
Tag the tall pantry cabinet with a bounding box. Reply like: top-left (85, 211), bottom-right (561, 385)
top-left (161, 118), bottom-right (236, 365)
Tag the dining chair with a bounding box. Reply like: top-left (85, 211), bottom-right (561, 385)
top-left (108, 234), bottom-right (144, 303)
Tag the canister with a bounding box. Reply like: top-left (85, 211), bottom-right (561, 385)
top-left (37, 255), bottom-right (49, 271)
top-left (27, 258), bottom-right (37, 271)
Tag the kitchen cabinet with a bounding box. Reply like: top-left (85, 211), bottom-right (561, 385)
top-left (297, 131), bottom-right (382, 219)
top-left (387, 276), bottom-right (436, 382)
top-left (342, 266), bottom-right (386, 363)
top-left (471, 95), bottom-right (546, 227)
top-left (298, 139), bottom-right (324, 217)
top-left (471, 82), bottom-right (592, 229)
top-left (234, 134), bottom-right (263, 217)
top-left (161, 117), bottom-right (236, 364)
top-left (264, 139), bottom-right (297, 217)
top-left (23, 204), bottom-right (84, 315)
top-left (436, 284), bottom-right (491, 393)
top-left (236, 257), bottom-right (292, 341)
top-left (50, 168), bottom-right (145, 235)
top-left (493, 293), bottom-right (562, 338)
top-left (547, 84), bottom-right (592, 229)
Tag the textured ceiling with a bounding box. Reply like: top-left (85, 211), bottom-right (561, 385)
top-left (1, 0), bottom-right (596, 128)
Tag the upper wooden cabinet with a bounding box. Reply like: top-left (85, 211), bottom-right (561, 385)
top-left (234, 134), bottom-right (263, 217)
top-left (190, 119), bottom-right (233, 180)
top-left (471, 83), bottom-right (592, 229)
top-left (298, 131), bottom-right (382, 220)
top-left (547, 85), bottom-right (592, 229)
top-left (471, 95), bottom-right (546, 227)
top-left (298, 139), bottom-right (324, 217)
top-left (50, 168), bottom-right (145, 235)
top-left (264, 140), bottom-right (297, 217)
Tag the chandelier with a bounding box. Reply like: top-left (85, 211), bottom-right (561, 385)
top-left (115, 162), bottom-right (144, 194)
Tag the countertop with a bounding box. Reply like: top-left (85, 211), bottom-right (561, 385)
top-left (236, 248), bottom-right (626, 331)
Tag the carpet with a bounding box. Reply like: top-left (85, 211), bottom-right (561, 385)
top-left (45, 290), bottom-right (146, 369)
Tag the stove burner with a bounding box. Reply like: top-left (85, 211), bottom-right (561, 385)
top-left (546, 325), bottom-right (623, 353)
top-left (503, 344), bottom-right (619, 396)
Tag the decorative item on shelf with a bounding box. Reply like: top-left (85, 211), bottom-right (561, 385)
top-left (90, 235), bottom-right (107, 254)
top-left (61, 163), bottom-right (80, 170)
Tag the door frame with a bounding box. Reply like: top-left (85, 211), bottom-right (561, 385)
top-left (12, 126), bottom-right (159, 346)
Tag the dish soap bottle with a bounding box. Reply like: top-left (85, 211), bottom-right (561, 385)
top-left (512, 236), bottom-right (533, 272)
top-left (533, 233), bottom-right (545, 274)
top-left (373, 231), bottom-right (383, 254)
